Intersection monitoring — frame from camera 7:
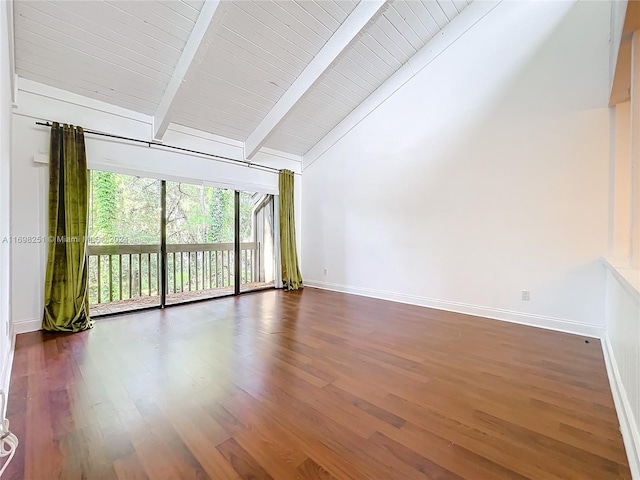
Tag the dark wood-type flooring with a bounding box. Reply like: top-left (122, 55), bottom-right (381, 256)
top-left (4, 288), bottom-right (631, 479)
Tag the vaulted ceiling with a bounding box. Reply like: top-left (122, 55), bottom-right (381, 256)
top-left (13, 0), bottom-right (471, 158)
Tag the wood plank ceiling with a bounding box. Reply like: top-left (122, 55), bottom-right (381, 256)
top-left (14, 0), bottom-right (205, 114)
top-left (13, 0), bottom-right (471, 157)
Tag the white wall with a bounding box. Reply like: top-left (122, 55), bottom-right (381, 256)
top-left (0, 0), bottom-right (14, 406)
top-left (610, 101), bottom-right (632, 258)
top-left (604, 0), bottom-right (640, 473)
top-left (302, 0), bottom-right (611, 337)
top-left (603, 263), bottom-right (640, 478)
top-left (11, 79), bottom-right (302, 333)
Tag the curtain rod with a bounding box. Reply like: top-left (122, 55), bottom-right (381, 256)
top-left (34, 121), bottom-right (286, 174)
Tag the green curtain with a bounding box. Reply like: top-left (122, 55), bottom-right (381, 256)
top-left (279, 170), bottom-right (303, 291)
top-left (42, 123), bottom-right (93, 332)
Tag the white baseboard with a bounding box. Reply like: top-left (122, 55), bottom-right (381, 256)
top-left (13, 317), bottom-right (41, 335)
top-left (304, 280), bottom-right (604, 338)
top-left (602, 336), bottom-right (640, 479)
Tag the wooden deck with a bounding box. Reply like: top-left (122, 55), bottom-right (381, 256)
top-left (89, 282), bottom-right (274, 316)
top-left (4, 288), bottom-right (631, 479)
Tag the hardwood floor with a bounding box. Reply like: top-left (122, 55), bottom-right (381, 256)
top-left (4, 288), bottom-right (631, 479)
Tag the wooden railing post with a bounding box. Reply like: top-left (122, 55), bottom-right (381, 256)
top-left (88, 242), bottom-right (262, 308)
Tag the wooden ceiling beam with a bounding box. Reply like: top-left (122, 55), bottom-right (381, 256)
top-left (610, 0), bottom-right (640, 106)
top-left (153, 1), bottom-right (227, 141)
top-left (243, 0), bottom-right (389, 160)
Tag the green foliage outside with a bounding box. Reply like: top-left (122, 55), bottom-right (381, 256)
top-left (91, 171), bottom-right (118, 242)
top-left (87, 171), bottom-right (262, 307)
top-left (89, 171), bottom-right (161, 244)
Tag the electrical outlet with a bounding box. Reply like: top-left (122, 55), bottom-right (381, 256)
top-left (323, 268), bottom-right (328, 276)
top-left (521, 290), bottom-right (530, 301)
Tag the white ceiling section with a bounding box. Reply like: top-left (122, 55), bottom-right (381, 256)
top-left (172, 0), bottom-right (360, 141)
top-left (14, 0), bottom-right (205, 114)
top-left (263, 0), bottom-right (472, 155)
top-left (12, 0), bottom-right (471, 157)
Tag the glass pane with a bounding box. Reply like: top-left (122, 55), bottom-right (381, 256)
top-left (240, 191), bottom-right (275, 293)
top-left (87, 171), bottom-right (161, 315)
top-left (165, 182), bottom-right (235, 304)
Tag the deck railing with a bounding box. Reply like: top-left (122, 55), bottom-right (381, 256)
top-left (87, 242), bottom-right (258, 306)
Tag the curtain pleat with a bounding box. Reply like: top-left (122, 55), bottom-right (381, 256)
top-left (278, 170), bottom-right (303, 291)
top-left (42, 123), bottom-right (93, 332)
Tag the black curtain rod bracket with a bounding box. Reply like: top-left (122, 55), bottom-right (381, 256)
top-left (35, 121), bottom-right (282, 174)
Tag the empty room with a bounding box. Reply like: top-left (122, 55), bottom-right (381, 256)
top-left (0, 0), bottom-right (639, 478)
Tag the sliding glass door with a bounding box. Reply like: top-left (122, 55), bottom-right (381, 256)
top-left (165, 181), bottom-right (236, 305)
top-left (87, 171), bottom-right (276, 315)
top-left (240, 191), bottom-right (275, 293)
top-left (87, 171), bottom-right (161, 315)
